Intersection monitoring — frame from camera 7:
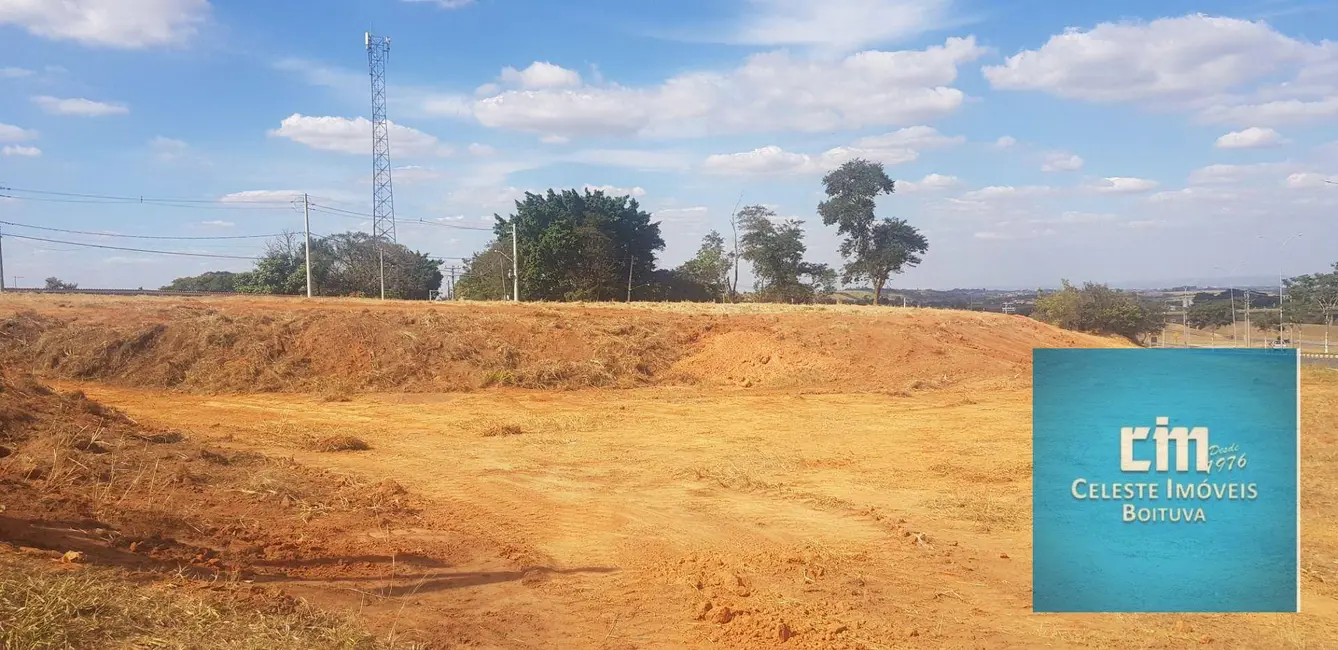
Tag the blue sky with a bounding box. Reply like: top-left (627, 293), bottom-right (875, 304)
top-left (1, 0), bottom-right (1337, 290)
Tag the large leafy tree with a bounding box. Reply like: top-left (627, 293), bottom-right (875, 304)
top-left (737, 205), bottom-right (812, 303)
top-left (677, 231), bottom-right (732, 301)
top-left (1287, 262), bottom-right (1338, 351)
top-left (233, 231), bottom-right (441, 299)
top-left (1034, 280), bottom-right (1165, 344)
top-left (161, 271), bottom-right (243, 293)
top-left (491, 188), bottom-right (665, 302)
top-left (818, 159), bottom-right (928, 304)
top-left (454, 238), bottom-right (513, 301)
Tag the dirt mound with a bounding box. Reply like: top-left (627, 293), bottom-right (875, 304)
top-left (0, 296), bottom-right (1126, 394)
top-left (0, 366), bottom-right (425, 591)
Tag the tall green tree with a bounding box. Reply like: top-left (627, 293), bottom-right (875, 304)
top-left (161, 271), bottom-right (243, 293)
top-left (497, 188), bottom-right (665, 301)
top-left (737, 205), bottom-right (813, 303)
top-left (818, 159), bottom-right (929, 304)
top-left (1287, 262), bottom-right (1338, 351)
top-left (677, 231), bottom-right (732, 301)
top-left (1034, 280), bottom-right (1165, 344)
top-left (234, 231), bottom-right (441, 299)
top-left (454, 238), bottom-right (513, 300)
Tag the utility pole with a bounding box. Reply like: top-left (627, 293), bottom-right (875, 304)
top-left (303, 193), bottom-right (313, 298)
top-left (511, 220), bottom-right (519, 302)
top-left (1182, 296), bottom-right (1190, 348)
top-left (1278, 233), bottom-right (1303, 347)
top-left (1245, 289), bottom-right (1251, 347)
top-left (0, 225), bottom-right (6, 294)
top-left (449, 265), bottom-right (456, 300)
top-left (626, 254), bottom-right (634, 303)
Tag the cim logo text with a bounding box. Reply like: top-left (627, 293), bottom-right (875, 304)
top-left (1120, 417), bottom-right (1210, 473)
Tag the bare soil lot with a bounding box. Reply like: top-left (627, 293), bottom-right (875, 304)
top-left (2, 295), bottom-right (1336, 649)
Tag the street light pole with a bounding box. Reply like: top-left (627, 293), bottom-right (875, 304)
top-left (1279, 233), bottom-right (1303, 347)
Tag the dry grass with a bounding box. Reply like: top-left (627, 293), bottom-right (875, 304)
top-left (480, 423), bottom-right (525, 438)
top-left (0, 556), bottom-right (405, 650)
top-left (306, 435), bottom-right (371, 452)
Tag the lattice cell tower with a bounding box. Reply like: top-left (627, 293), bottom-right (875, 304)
top-left (366, 32), bottom-right (396, 245)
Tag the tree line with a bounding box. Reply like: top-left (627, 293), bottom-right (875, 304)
top-left (1032, 263), bottom-right (1338, 346)
top-left (454, 158), bottom-right (928, 304)
top-left (164, 232), bottom-right (443, 299)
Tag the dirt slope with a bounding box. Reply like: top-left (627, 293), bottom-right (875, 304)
top-left (0, 295), bottom-right (1124, 394)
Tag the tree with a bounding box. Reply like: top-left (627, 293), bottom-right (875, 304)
top-left (737, 205), bottom-right (812, 303)
top-left (677, 231), bottom-right (732, 301)
top-left (455, 238), bottom-right (512, 300)
top-left (497, 188), bottom-right (665, 302)
top-left (161, 271), bottom-right (243, 293)
top-left (818, 159), bottom-right (928, 304)
top-left (1033, 280), bottom-right (1165, 344)
top-left (234, 231), bottom-right (441, 299)
top-left (800, 262), bottom-right (839, 301)
top-left (1287, 262), bottom-right (1338, 352)
top-left (44, 277), bottom-right (77, 290)
top-left (1186, 300), bottom-right (1234, 330)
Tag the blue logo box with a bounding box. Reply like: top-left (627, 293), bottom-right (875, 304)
top-left (1033, 348), bottom-right (1299, 613)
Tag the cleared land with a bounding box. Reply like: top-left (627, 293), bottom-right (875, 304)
top-left (2, 295), bottom-right (1336, 649)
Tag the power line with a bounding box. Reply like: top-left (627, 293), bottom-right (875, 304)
top-left (0, 233), bottom-right (259, 260)
top-left (308, 203), bottom-right (493, 231)
top-left (0, 219), bottom-right (284, 241)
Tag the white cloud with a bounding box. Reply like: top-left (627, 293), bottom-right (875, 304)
top-left (401, 0), bottom-right (474, 8)
top-left (218, 190), bottom-right (302, 203)
top-left (654, 206), bottom-right (709, 222)
top-left (701, 128), bottom-right (955, 177)
top-left (994, 135), bottom-right (1016, 148)
top-left (467, 142), bottom-right (496, 156)
top-left (0, 0), bottom-right (211, 48)
top-left (962, 185), bottom-right (1055, 200)
top-left (267, 114), bottom-right (450, 157)
top-left (1054, 211), bottom-right (1116, 224)
top-left (272, 58), bottom-right (364, 91)
top-left (727, 0), bottom-right (953, 55)
top-left (540, 135), bottom-right (570, 144)
top-left (703, 146), bottom-right (819, 175)
top-left (1284, 172), bottom-right (1336, 189)
top-left (200, 220), bottom-right (234, 228)
top-left (1041, 152), bottom-right (1083, 172)
top-left (2, 145), bottom-right (40, 157)
top-left (1090, 177), bottom-right (1160, 193)
top-left (1215, 127), bottom-right (1287, 149)
top-left (499, 61), bottom-right (582, 89)
top-left (0, 122), bottom-right (37, 142)
top-left (1188, 162), bottom-right (1293, 185)
top-left (393, 166), bottom-right (444, 184)
top-left (898, 173), bottom-right (961, 192)
top-left (1149, 187), bottom-right (1242, 203)
top-left (982, 14), bottom-right (1338, 126)
top-left (702, 142), bottom-right (920, 176)
top-left (1200, 98), bottom-right (1338, 125)
top-left (584, 184), bottom-right (647, 198)
top-left (565, 148), bottom-right (694, 171)
top-left (148, 136), bottom-right (190, 162)
top-left (852, 125), bottom-right (964, 150)
top-left (32, 95), bottom-right (129, 116)
top-left (974, 228), bottom-right (1056, 241)
top-left (0, 67), bottom-right (33, 78)
top-left (466, 37), bottom-right (984, 140)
